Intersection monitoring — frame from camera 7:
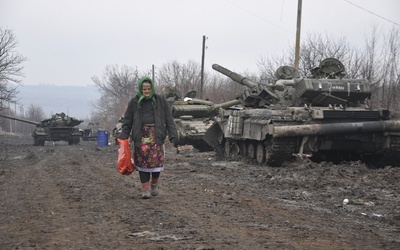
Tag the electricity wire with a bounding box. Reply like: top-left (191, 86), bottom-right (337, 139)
top-left (225, 0), bottom-right (294, 35)
top-left (344, 0), bottom-right (399, 26)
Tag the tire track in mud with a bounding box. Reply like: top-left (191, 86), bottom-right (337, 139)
top-left (0, 142), bottom-right (133, 249)
top-left (35, 144), bottom-right (138, 249)
top-left (0, 146), bottom-right (73, 248)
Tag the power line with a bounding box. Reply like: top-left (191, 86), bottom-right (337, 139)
top-left (344, 0), bottom-right (400, 27)
top-left (225, 0), bottom-right (294, 35)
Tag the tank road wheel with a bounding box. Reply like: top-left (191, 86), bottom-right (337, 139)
top-left (231, 141), bottom-right (240, 157)
top-left (73, 135), bottom-right (80, 145)
top-left (247, 142), bottom-right (256, 159)
top-left (224, 139), bottom-right (231, 158)
top-left (38, 137), bottom-right (45, 146)
top-left (256, 142), bottom-right (265, 164)
top-left (265, 144), bottom-right (273, 166)
top-left (265, 137), bottom-right (298, 167)
top-left (239, 141), bottom-right (248, 157)
top-left (34, 136), bottom-right (45, 146)
top-left (68, 136), bottom-right (81, 145)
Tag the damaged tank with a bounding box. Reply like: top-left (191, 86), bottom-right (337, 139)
top-left (165, 87), bottom-right (241, 151)
top-left (0, 112), bottom-right (84, 146)
top-left (203, 58), bottom-right (400, 167)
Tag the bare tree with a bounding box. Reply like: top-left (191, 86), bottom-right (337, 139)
top-left (258, 33), bottom-right (356, 80)
top-left (91, 65), bottom-right (145, 131)
top-left (361, 25), bottom-right (381, 82)
top-left (202, 72), bottom-right (245, 102)
top-left (0, 28), bottom-right (26, 111)
top-left (16, 104), bottom-right (45, 134)
top-left (257, 54), bottom-right (291, 81)
top-left (0, 103), bottom-right (44, 134)
top-left (157, 60), bottom-right (203, 97)
top-left (157, 60), bottom-right (253, 103)
top-left (26, 103), bottom-right (45, 121)
top-left (376, 27), bottom-right (400, 110)
top-left (356, 25), bottom-right (400, 110)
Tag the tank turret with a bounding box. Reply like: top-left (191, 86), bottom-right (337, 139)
top-left (204, 59), bottom-right (400, 167)
top-left (212, 58), bottom-right (371, 109)
top-left (40, 112), bottom-right (83, 128)
top-left (212, 63), bottom-right (290, 107)
top-left (164, 88), bottom-right (240, 151)
top-left (0, 112), bottom-right (83, 146)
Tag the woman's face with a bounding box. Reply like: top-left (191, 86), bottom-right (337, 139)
top-left (142, 82), bottom-right (152, 97)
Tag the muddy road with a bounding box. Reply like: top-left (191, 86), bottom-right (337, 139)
top-left (1, 132), bottom-right (399, 249)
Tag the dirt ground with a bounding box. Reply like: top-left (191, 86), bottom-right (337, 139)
top-left (0, 132), bottom-right (399, 250)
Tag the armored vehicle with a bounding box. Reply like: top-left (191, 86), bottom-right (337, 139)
top-left (0, 112), bottom-right (84, 146)
top-left (203, 58), bottom-right (400, 167)
top-left (165, 87), bottom-right (241, 151)
top-left (82, 122), bottom-right (101, 141)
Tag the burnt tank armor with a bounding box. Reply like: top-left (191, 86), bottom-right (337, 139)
top-left (203, 58), bottom-right (400, 167)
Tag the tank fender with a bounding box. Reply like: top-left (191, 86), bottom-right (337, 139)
top-left (203, 122), bottom-right (224, 147)
top-left (34, 128), bottom-right (47, 136)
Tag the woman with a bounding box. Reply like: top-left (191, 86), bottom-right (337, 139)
top-left (119, 76), bottom-right (178, 199)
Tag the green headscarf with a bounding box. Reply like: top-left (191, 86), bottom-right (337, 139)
top-left (137, 76), bottom-right (156, 109)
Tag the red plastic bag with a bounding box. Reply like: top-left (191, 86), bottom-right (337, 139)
top-left (117, 138), bottom-right (134, 175)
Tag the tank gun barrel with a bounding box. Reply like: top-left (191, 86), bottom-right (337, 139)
top-left (172, 99), bottom-right (241, 118)
top-left (210, 99), bottom-right (241, 110)
top-left (212, 64), bottom-right (259, 88)
top-left (0, 113), bottom-right (40, 126)
top-left (185, 98), bottom-right (215, 106)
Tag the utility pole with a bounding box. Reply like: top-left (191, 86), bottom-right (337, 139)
top-left (13, 101), bottom-right (16, 133)
top-left (294, 0), bottom-right (302, 77)
top-left (152, 64), bottom-right (155, 83)
top-left (8, 101), bottom-right (12, 133)
top-left (200, 35), bottom-right (206, 99)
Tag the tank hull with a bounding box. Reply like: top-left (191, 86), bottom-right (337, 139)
top-left (175, 118), bottom-right (213, 151)
top-left (204, 107), bottom-right (400, 167)
top-left (33, 127), bottom-right (83, 146)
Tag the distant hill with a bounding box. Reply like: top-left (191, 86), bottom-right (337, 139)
top-left (16, 84), bottom-right (101, 120)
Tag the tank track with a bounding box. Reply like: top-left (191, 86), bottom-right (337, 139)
top-left (375, 135), bottom-right (400, 167)
top-left (265, 137), bottom-right (298, 167)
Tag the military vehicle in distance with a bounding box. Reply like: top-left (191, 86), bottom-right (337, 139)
top-left (164, 87), bottom-right (241, 151)
top-left (204, 58), bottom-right (400, 167)
top-left (82, 122), bottom-right (101, 141)
top-left (0, 112), bottom-right (84, 146)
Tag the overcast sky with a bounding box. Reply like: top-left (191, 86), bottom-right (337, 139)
top-left (1, 0), bottom-right (399, 86)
